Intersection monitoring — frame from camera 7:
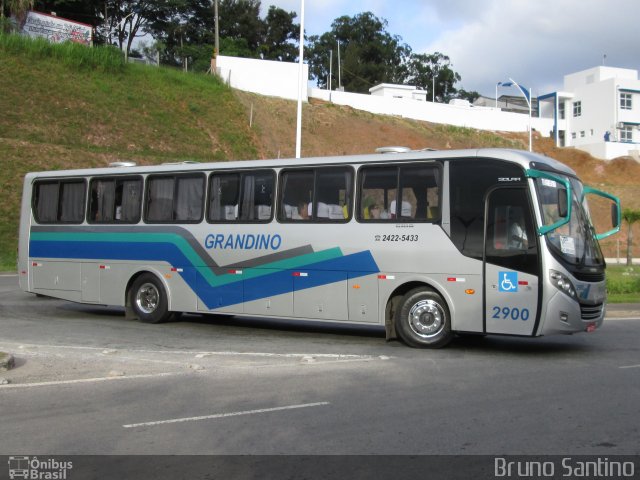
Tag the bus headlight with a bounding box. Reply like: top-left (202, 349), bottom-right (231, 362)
top-left (550, 270), bottom-right (577, 299)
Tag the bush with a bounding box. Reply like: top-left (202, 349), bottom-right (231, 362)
top-left (0, 33), bottom-right (125, 73)
top-left (607, 267), bottom-right (640, 295)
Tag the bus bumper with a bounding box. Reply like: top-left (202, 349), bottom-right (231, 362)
top-left (538, 291), bottom-right (605, 336)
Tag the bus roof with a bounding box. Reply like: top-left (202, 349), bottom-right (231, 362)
top-left (24, 148), bottom-right (577, 179)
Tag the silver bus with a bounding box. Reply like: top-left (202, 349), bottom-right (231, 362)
top-left (18, 148), bottom-right (621, 348)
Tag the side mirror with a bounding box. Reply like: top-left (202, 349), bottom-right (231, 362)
top-left (558, 190), bottom-right (568, 218)
top-left (582, 185), bottom-right (621, 240)
top-left (611, 203), bottom-right (620, 229)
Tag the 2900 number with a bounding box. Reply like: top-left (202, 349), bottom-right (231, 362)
top-left (491, 306), bottom-right (530, 321)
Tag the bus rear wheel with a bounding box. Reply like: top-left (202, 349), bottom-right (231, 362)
top-left (129, 274), bottom-right (171, 324)
top-left (395, 287), bottom-right (453, 348)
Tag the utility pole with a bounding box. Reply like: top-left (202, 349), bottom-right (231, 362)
top-left (337, 40), bottom-right (341, 89)
top-left (212, 0), bottom-right (219, 74)
top-left (295, 0), bottom-right (305, 159)
top-left (214, 0), bottom-right (219, 58)
top-left (329, 49), bottom-right (332, 92)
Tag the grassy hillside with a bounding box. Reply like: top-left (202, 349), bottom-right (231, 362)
top-left (1, 34), bottom-right (639, 282)
top-left (0, 34), bottom-right (259, 268)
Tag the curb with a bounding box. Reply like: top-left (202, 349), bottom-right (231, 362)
top-left (0, 352), bottom-right (15, 371)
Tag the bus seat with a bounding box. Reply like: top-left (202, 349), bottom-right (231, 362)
top-left (224, 205), bottom-right (237, 220)
top-left (284, 204), bottom-right (295, 219)
top-left (316, 202), bottom-right (329, 218)
top-left (390, 200), bottom-right (412, 218)
top-left (256, 205), bottom-right (271, 220)
top-left (327, 204), bottom-right (344, 219)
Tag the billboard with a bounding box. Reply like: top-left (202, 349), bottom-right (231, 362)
top-left (21, 11), bottom-right (93, 46)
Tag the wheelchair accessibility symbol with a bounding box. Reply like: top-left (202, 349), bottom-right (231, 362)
top-left (499, 272), bottom-right (518, 292)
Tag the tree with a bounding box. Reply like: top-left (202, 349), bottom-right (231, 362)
top-left (455, 88), bottom-right (481, 103)
top-left (145, 0), bottom-right (300, 71)
top-left (306, 12), bottom-right (411, 93)
top-left (260, 5), bottom-right (297, 61)
top-left (622, 208), bottom-right (640, 266)
top-left (406, 52), bottom-right (461, 103)
top-left (218, 0), bottom-right (263, 53)
top-left (33, 0), bottom-right (104, 38)
top-left (3, 0), bottom-right (33, 27)
top-left (145, 0), bottom-right (218, 69)
top-left (99, 1), bottom-right (159, 57)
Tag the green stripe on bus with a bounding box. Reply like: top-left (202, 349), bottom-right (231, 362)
top-left (30, 231), bottom-right (344, 287)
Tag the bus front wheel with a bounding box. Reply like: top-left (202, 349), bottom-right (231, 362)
top-left (129, 274), bottom-right (171, 324)
top-left (395, 288), bottom-right (453, 348)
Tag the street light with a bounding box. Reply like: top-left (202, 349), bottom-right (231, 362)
top-left (115, 11), bottom-right (135, 62)
top-left (432, 66), bottom-right (438, 103)
top-left (501, 78), bottom-right (533, 152)
top-left (495, 81), bottom-right (504, 108)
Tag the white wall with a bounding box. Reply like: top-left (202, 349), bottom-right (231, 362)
top-left (578, 142), bottom-right (640, 161)
top-left (310, 87), bottom-right (553, 135)
top-left (216, 56), bottom-right (555, 137)
top-left (217, 55), bottom-right (309, 102)
top-left (566, 78), bottom-right (616, 147)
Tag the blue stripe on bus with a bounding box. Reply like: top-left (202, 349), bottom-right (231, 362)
top-left (29, 240), bottom-right (379, 309)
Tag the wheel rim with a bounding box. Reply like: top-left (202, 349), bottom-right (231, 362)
top-left (407, 299), bottom-right (446, 338)
top-left (135, 282), bottom-right (160, 315)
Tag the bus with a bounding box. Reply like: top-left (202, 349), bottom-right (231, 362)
top-left (18, 148), bottom-right (621, 348)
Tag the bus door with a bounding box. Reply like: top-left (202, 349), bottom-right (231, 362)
top-left (484, 187), bottom-right (540, 335)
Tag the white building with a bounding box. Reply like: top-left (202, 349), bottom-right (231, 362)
top-left (369, 83), bottom-right (429, 102)
top-left (539, 66), bottom-right (640, 160)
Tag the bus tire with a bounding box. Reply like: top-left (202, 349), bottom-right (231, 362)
top-left (129, 274), bottom-right (171, 324)
top-left (395, 287), bottom-right (453, 348)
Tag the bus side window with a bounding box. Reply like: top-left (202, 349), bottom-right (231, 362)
top-left (239, 170), bottom-right (274, 222)
top-left (278, 170), bottom-right (314, 222)
top-left (174, 176), bottom-right (204, 222)
top-left (89, 179), bottom-right (115, 222)
top-left (33, 182), bottom-right (60, 223)
top-left (33, 180), bottom-right (86, 224)
top-left (89, 177), bottom-right (142, 224)
top-left (208, 173), bottom-right (239, 222)
top-left (359, 166), bottom-right (397, 221)
top-left (146, 174), bottom-right (204, 223)
top-left (314, 167), bottom-right (352, 221)
top-left (399, 164), bottom-right (440, 221)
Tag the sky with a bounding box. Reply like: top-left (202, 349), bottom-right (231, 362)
top-left (264, 0), bottom-right (640, 98)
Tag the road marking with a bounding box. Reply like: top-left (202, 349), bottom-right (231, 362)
top-left (0, 342), bottom-right (376, 360)
top-left (0, 274), bottom-right (18, 277)
top-left (123, 401), bottom-right (331, 429)
top-left (619, 364), bottom-right (640, 369)
top-left (0, 372), bottom-right (184, 389)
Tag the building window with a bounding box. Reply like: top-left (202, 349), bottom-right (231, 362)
top-left (620, 93), bottom-right (632, 110)
top-left (558, 102), bottom-right (565, 120)
top-left (573, 101), bottom-right (582, 117)
top-left (571, 132), bottom-right (577, 139)
top-left (620, 125), bottom-right (633, 143)
top-left (580, 131), bottom-right (585, 138)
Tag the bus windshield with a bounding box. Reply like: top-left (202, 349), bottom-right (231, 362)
top-left (535, 175), bottom-right (604, 268)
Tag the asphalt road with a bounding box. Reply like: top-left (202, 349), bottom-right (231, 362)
top-left (1, 274), bottom-right (639, 460)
